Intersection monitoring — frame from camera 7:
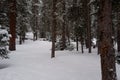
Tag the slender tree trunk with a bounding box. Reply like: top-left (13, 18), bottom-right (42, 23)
top-left (19, 26), bottom-right (23, 45)
top-left (22, 32), bottom-right (25, 43)
top-left (61, 24), bottom-right (66, 50)
top-left (76, 37), bottom-right (79, 51)
top-left (66, 21), bottom-right (70, 44)
top-left (51, 0), bottom-right (57, 58)
top-left (97, 18), bottom-right (100, 54)
top-left (117, 12), bottom-right (120, 53)
top-left (81, 37), bottom-right (84, 53)
top-left (61, 0), bottom-right (66, 50)
top-left (35, 7), bottom-right (39, 40)
top-left (32, 0), bottom-right (39, 41)
top-left (73, 0), bottom-right (78, 51)
top-left (9, 0), bottom-right (16, 51)
top-left (87, 6), bottom-right (91, 53)
top-left (86, 0), bottom-right (91, 53)
top-left (99, 0), bottom-right (117, 80)
top-left (19, 32), bottom-right (22, 45)
top-left (82, 0), bottom-right (91, 52)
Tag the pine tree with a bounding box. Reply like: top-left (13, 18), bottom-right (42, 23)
top-left (117, 13), bottom-right (120, 53)
top-left (17, 0), bottom-right (29, 44)
top-left (51, 0), bottom-right (57, 58)
top-left (8, 0), bottom-right (16, 51)
top-left (0, 0), bottom-right (9, 27)
top-left (82, 0), bottom-right (91, 53)
top-left (0, 27), bottom-right (9, 59)
top-left (32, 0), bottom-right (39, 41)
top-left (61, 0), bottom-right (66, 50)
top-left (87, 0), bottom-right (91, 53)
top-left (98, 0), bottom-right (117, 80)
top-left (41, 0), bottom-right (52, 39)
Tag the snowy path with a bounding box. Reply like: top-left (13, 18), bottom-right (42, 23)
top-left (0, 40), bottom-right (119, 80)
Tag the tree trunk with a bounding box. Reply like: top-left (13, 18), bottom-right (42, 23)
top-left (99, 0), bottom-right (117, 80)
top-left (87, 0), bottom-right (91, 53)
top-left (61, 24), bottom-right (66, 50)
top-left (82, 0), bottom-right (91, 53)
top-left (19, 26), bottom-right (24, 45)
top-left (73, 0), bottom-right (77, 7)
top-left (9, 0), bottom-right (16, 51)
top-left (85, 0), bottom-right (91, 53)
top-left (97, 17), bottom-right (100, 54)
top-left (32, 0), bottom-right (39, 41)
top-left (61, 0), bottom-right (66, 50)
top-left (66, 21), bottom-right (70, 44)
top-left (76, 37), bottom-right (79, 51)
top-left (117, 12), bottom-right (120, 53)
top-left (19, 32), bottom-right (22, 45)
top-left (81, 37), bottom-right (84, 53)
top-left (51, 0), bottom-right (57, 58)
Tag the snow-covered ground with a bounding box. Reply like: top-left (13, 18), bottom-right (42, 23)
top-left (0, 40), bottom-right (119, 80)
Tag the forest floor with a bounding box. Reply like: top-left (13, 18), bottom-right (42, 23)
top-left (0, 39), bottom-right (120, 80)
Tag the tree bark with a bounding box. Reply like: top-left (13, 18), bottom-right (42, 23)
top-left (99, 0), bottom-right (117, 80)
top-left (87, 0), bottom-right (91, 53)
top-left (66, 21), bottom-right (70, 44)
top-left (81, 37), bottom-right (84, 53)
top-left (32, 0), bottom-right (39, 41)
top-left (19, 30), bottom-right (22, 45)
top-left (9, 0), bottom-right (16, 51)
top-left (61, 0), bottom-right (66, 50)
top-left (73, 0), bottom-right (77, 7)
top-left (76, 37), bottom-right (79, 51)
top-left (82, 0), bottom-right (91, 53)
top-left (51, 0), bottom-right (57, 58)
top-left (117, 12), bottom-right (120, 53)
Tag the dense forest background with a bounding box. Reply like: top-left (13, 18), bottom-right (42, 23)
top-left (0, 0), bottom-right (120, 80)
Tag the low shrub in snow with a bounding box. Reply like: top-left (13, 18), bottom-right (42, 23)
top-left (55, 41), bottom-right (74, 51)
top-left (0, 28), bottom-right (9, 59)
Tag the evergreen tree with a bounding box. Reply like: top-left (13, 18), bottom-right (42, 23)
top-left (17, 0), bottom-right (30, 44)
top-left (8, 0), bottom-right (16, 51)
top-left (112, 0), bottom-right (120, 53)
top-left (98, 0), bottom-right (117, 80)
top-left (0, 26), bottom-right (9, 59)
top-left (0, 0), bottom-right (9, 27)
top-left (61, 0), bottom-right (66, 50)
top-left (32, 0), bottom-right (39, 41)
top-left (51, 0), bottom-right (57, 58)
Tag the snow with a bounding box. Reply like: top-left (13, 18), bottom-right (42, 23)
top-left (0, 40), bottom-right (119, 80)
top-left (26, 32), bottom-right (33, 40)
top-left (0, 29), bottom-right (8, 34)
